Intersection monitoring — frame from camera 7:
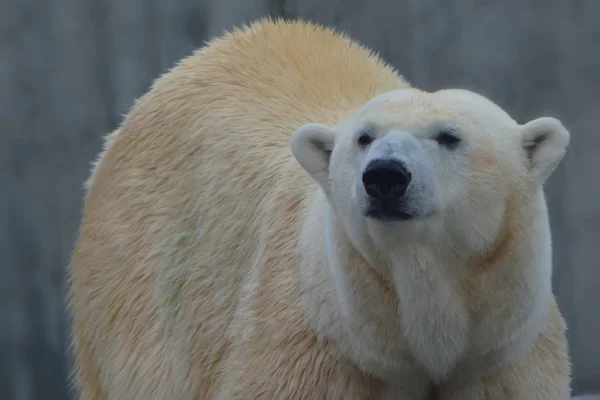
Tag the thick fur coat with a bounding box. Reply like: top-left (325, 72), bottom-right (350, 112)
top-left (69, 19), bottom-right (570, 399)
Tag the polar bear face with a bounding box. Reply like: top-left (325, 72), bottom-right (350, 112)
top-left (291, 88), bottom-right (570, 255)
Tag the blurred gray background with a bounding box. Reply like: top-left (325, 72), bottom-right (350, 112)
top-left (1, 0), bottom-right (599, 399)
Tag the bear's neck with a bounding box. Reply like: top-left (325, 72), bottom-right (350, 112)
top-left (325, 205), bottom-right (471, 382)
top-left (298, 192), bottom-right (412, 381)
top-left (300, 190), bottom-right (553, 384)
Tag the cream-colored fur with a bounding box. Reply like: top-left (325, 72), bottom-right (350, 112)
top-left (83, 127), bottom-right (120, 198)
top-left (68, 18), bottom-right (570, 400)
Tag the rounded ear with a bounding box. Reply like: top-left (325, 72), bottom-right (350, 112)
top-left (291, 123), bottom-right (337, 192)
top-left (521, 117), bottom-right (570, 184)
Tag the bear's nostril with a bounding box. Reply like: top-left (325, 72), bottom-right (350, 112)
top-left (362, 159), bottom-right (411, 199)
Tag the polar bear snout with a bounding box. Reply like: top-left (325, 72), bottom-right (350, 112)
top-left (361, 158), bottom-right (416, 221)
top-left (355, 129), bottom-right (436, 222)
top-left (362, 158), bottom-right (412, 200)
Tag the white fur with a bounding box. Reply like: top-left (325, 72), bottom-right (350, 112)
top-left (521, 117), bottom-right (571, 184)
top-left (293, 87), bottom-right (570, 396)
top-left (70, 19), bottom-right (570, 399)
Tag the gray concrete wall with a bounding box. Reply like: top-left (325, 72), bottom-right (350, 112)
top-left (1, 0), bottom-right (598, 398)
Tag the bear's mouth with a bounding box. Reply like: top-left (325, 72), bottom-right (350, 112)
top-left (363, 201), bottom-right (415, 221)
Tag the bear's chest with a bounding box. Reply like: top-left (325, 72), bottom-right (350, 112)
top-left (393, 266), bottom-right (470, 382)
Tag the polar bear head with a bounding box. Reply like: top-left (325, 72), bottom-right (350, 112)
top-left (291, 88), bottom-right (570, 258)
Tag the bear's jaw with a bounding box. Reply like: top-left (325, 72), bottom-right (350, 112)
top-left (302, 188), bottom-right (553, 387)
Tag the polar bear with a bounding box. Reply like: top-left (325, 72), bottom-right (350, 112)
top-left (68, 18), bottom-right (570, 400)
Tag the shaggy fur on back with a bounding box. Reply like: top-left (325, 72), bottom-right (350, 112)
top-left (69, 18), bottom-right (408, 399)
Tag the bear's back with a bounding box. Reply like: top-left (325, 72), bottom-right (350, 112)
top-left (69, 19), bottom-right (407, 399)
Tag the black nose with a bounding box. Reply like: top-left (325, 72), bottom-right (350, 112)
top-left (362, 159), bottom-right (411, 199)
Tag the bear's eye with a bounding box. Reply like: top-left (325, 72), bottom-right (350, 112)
top-left (357, 133), bottom-right (373, 147)
top-left (435, 131), bottom-right (461, 148)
